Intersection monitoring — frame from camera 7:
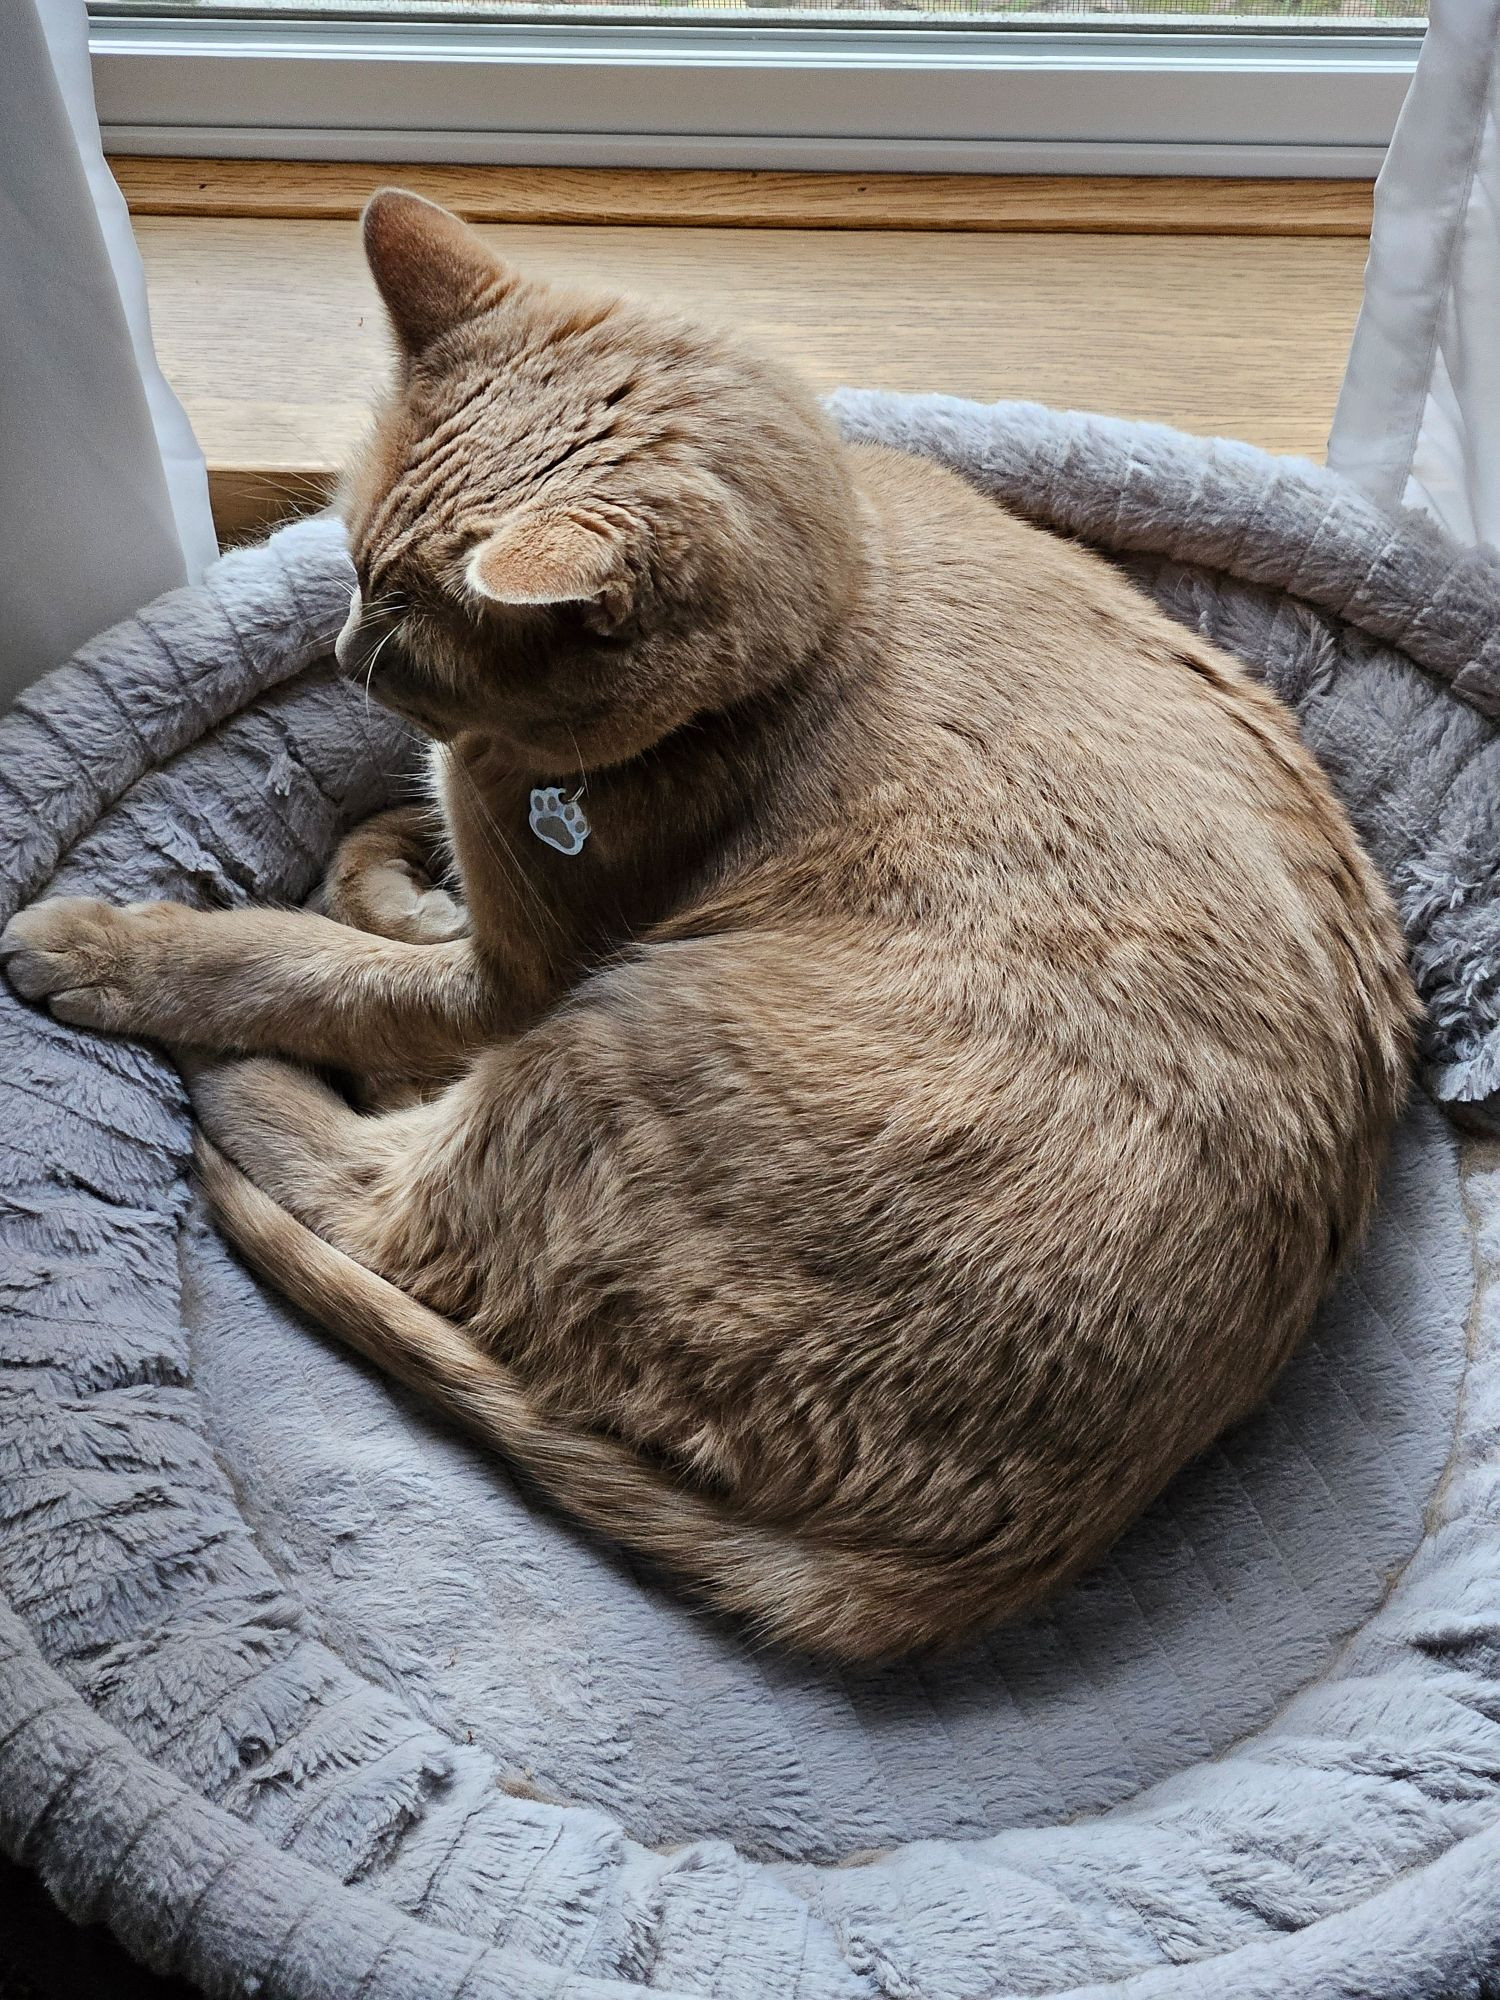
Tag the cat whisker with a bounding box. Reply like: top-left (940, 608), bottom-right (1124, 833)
top-left (565, 724), bottom-right (589, 803)
top-left (363, 624), bottom-right (402, 680)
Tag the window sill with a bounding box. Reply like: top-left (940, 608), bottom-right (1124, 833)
top-left (120, 160), bottom-right (1371, 544)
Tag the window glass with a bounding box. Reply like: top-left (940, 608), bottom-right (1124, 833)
top-left (90, 4), bottom-right (1429, 26)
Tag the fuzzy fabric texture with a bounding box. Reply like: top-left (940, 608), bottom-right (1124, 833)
top-left (3, 397), bottom-right (1500, 1998)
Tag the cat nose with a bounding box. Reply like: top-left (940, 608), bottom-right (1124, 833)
top-left (333, 587), bottom-right (361, 672)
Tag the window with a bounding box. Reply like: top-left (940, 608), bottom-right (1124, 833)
top-left (89, 5), bottom-right (1424, 174)
top-left (92, 5), bottom-right (1430, 20)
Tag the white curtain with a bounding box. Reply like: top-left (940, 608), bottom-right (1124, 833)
top-left (0, 0), bottom-right (215, 709)
top-left (1329, 0), bottom-right (1500, 550)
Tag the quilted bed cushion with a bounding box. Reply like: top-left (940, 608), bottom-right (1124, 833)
top-left (3, 396), bottom-right (1500, 2000)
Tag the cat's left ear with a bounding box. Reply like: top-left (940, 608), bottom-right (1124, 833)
top-left (465, 509), bottom-right (636, 626)
top-left (363, 188), bottom-right (513, 354)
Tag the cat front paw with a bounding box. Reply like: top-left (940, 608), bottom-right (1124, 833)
top-left (317, 856), bottom-right (468, 943)
top-left (368, 862), bottom-right (469, 943)
top-left (0, 896), bottom-right (180, 1034)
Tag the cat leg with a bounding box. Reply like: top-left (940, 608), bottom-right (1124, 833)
top-left (0, 896), bottom-right (499, 1073)
top-left (186, 1053), bottom-right (448, 1275)
top-left (315, 804), bottom-right (468, 945)
top-left (311, 805), bottom-right (472, 1109)
top-left (185, 1053), bottom-right (425, 1269)
top-left (183, 1056), bottom-right (368, 1233)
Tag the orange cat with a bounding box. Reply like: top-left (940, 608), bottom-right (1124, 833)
top-left (0, 191), bottom-right (1417, 1659)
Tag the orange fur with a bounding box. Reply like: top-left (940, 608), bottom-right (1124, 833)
top-left (0, 191), bottom-right (1418, 1659)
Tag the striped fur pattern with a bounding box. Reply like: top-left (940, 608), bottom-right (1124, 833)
top-left (0, 191), bottom-right (1417, 1658)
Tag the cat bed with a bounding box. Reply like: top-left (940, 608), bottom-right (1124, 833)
top-left (5, 393), bottom-right (1500, 2000)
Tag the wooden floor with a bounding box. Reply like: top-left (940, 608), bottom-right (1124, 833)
top-left (132, 208), bottom-right (1370, 541)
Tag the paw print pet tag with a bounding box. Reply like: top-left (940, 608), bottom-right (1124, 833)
top-left (529, 786), bottom-right (591, 856)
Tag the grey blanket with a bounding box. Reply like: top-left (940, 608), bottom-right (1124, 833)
top-left (3, 395), bottom-right (1500, 1999)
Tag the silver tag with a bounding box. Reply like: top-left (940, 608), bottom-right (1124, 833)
top-left (528, 786), bottom-right (590, 856)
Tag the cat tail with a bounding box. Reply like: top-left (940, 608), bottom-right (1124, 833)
top-left (194, 1134), bottom-right (946, 1661)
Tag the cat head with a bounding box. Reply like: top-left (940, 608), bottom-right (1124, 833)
top-left (335, 189), bottom-right (863, 769)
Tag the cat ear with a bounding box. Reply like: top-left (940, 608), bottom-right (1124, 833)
top-left (465, 510), bottom-right (632, 618)
top-left (362, 188), bottom-right (512, 354)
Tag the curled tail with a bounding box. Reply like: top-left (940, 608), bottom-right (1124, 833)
top-left (194, 1135), bottom-right (953, 1659)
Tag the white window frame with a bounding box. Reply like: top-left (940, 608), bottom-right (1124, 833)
top-left (90, 14), bottom-right (1421, 177)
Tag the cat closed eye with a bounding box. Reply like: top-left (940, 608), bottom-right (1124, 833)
top-left (336, 617), bottom-right (417, 687)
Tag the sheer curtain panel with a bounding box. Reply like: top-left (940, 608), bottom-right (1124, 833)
top-left (0, 0), bottom-right (215, 708)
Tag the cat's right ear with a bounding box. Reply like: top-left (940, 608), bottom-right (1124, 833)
top-left (362, 189), bottom-right (513, 354)
top-left (465, 508), bottom-right (636, 628)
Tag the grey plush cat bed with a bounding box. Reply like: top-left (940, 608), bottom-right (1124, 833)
top-left (5, 393), bottom-right (1500, 2000)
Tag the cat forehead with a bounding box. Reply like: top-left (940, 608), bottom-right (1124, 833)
top-left (351, 449), bottom-right (622, 596)
top-left (344, 298), bottom-right (711, 575)
top-left (408, 294), bottom-right (644, 401)
top-left (353, 398), bottom-right (655, 586)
